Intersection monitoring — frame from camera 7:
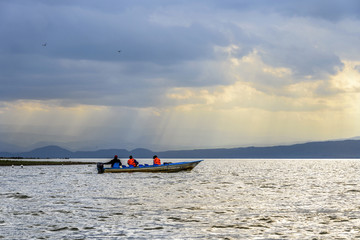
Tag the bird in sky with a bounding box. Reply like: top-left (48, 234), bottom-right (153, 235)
top-left (42, 43), bottom-right (47, 47)
top-left (117, 50), bottom-right (121, 53)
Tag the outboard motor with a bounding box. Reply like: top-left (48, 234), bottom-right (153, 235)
top-left (97, 162), bottom-right (104, 174)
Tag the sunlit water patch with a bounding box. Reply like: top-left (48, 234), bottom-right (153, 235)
top-left (2, 159), bottom-right (360, 239)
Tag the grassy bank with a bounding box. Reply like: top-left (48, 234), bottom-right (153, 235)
top-left (0, 160), bottom-right (96, 166)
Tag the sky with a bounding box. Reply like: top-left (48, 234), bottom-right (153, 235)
top-left (1, 0), bottom-right (360, 152)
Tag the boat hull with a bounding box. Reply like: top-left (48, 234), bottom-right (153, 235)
top-left (97, 160), bottom-right (203, 173)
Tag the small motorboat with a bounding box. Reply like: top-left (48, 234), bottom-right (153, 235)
top-left (97, 160), bottom-right (203, 174)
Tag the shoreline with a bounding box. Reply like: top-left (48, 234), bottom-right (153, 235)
top-left (0, 160), bottom-right (96, 166)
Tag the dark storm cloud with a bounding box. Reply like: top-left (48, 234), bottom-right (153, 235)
top-left (0, 0), bottom-right (229, 105)
top-left (260, 45), bottom-right (344, 80)
top-left (272, 0), bottom-right (360, 21)
top-left (212, 0), bottom-right (360, 21)
top-left (0, 0), bottom-right (358, 106)
top-left (0, 0), bottom-right (226, 62)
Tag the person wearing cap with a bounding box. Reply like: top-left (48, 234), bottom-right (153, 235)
top-left (153, 155), bottom-right (161, 165)
top-left (127, 155), bottom-right (139, 167)
top-left (104, 155), bottom-right (122, 168)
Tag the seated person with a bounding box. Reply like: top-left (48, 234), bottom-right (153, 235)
top-left (153, 155), bottom-right (161, 165)
top-left (127, 155), bottom-right (139, 167)
top-left (104, 155), bottom-right (122, 168)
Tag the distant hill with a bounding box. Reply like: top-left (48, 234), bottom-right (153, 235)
top-left (159, 140), bottom-right (360, 158)
top-left (1, 140), bottom-right (360, 159)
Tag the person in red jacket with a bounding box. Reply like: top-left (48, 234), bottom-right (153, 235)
top-left (127, 155), bottom-right (138, 167)
top-left (153, 155), bottom-right (161, 165)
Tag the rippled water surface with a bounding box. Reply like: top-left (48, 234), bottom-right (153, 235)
top-left (2, 159), bottom-right (360, 239)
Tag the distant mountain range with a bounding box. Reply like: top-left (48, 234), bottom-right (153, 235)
top-left (1, 139), bottom-right (360, 158)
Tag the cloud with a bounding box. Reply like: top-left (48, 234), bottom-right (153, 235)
top-left (1, 0), bottom-right (360, 150)
top-left (1, 1), bottom-right (355, 102)
top-left (212, 0), bottom-right (360, 21)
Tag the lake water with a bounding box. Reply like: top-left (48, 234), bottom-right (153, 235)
top-left (2, 158), bottom-right (360, 239)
